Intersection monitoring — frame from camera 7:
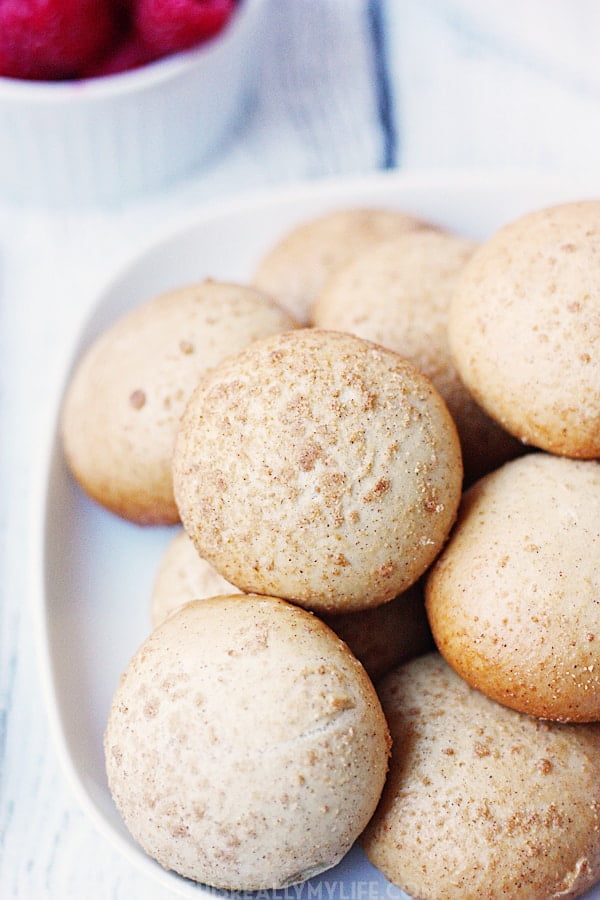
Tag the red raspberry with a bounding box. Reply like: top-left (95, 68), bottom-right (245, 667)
top-left (0, 0), bottom-right (120, 80)
top-left (82, 31), bottom-right (155, 78)
top-left (134, 0), bottom-right (237, 58)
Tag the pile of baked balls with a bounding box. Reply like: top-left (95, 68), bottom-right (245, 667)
top-left (61, 199), bottom-right (600, 899)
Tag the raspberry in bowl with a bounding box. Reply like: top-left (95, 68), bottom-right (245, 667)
top-left (0, 0), bottom-right (266, 205)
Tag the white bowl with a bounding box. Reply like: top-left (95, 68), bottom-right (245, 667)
top-left (0, 0), bottom-right (267, 207)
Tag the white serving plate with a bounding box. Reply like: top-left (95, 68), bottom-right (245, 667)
top-left (34, 170), bottom-right (600, 899)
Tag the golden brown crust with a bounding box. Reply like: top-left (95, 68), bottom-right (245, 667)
top-left (362, 653), bottom-right (600, 900)
top-left (173, 328), bottom-right (463, 614)
top-left (448, 200), bottom-right (600, 459)
top-left (425, 453), bottom-right (600, 722)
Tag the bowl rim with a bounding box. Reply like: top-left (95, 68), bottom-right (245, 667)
top-left (0, 0), bottom-right (266, 102)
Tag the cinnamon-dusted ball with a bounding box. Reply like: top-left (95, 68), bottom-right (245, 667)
top-left (252, 207), bottom-right (433, 324)
top-left (362, 653), bottom-right (600, 900)
top-left (61, 280), bottom-right (296, 524)
top-left (173, 329), bottom-right (463, 614)
top-left (448, 200), bottom-right (600, 459)
top-left (105, 594), bottom-right (391, 890)
top-left (313, 228), bottom-right (526, 482)
top-left (425, 453), bottom-right (600, 722)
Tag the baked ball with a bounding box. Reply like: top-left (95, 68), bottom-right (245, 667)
top-left (361, 653), bottom-right (600, 900)
top-left (313, 229), bottom-right (526, 483)
top-left (105, 594), bottom-right (391, 890)
top-left (251, 207), bottom-right (433, 324)
top-left (173, 328), bottom-right (463, 614)
top-left (150, 528), bottom-right (434, 681)
top-left (425, 453), bottom-right (600, 722)
top-left (61, 280), bottom-right (296, 524)
top-left (150, 528), bottom-right (242, 628)
top-left (448, 200), bottom-right (600, 458)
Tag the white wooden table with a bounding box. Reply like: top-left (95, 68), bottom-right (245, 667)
top-left (2, 2), bottom-right (600, 897)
